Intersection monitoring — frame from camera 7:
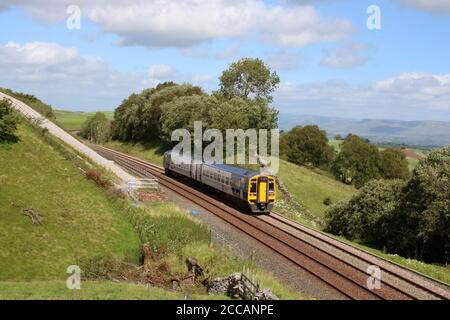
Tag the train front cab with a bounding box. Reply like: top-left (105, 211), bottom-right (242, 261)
top-left (247, 175), bottom-right (276, 213)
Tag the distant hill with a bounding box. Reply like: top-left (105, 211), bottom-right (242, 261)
top-left (279, 114), bottom-right (450, 147)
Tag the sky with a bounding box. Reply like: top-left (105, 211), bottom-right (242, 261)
top-left (0, 0), bottom-right (449, 121)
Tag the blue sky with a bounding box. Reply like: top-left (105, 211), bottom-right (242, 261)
top-left (0, 0), bottom-right (449, 121)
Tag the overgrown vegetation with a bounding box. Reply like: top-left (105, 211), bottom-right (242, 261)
top-left (0, 99), bottom-right (19, 143)
top-left (325, 147), bottom-right (450, 264)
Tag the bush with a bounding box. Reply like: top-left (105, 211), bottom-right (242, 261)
top-left (324, 179), bottom-right (405, 247)
top-left (0, 98), bottom-right (19, 143)
top-left (379, 148), bottom-right (410, 180)
top-left (325, 147), bottom-right (450, 263)
top-left (397, 147), bottom-right (450, 262)
top-left (323, 197), bottom-right (332, 206)
top-left (85, 169), bottom-right (110, 189)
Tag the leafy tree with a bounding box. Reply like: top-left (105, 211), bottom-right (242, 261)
top-left (324, 179), bottom-right (405, 248)
top-left (396, 147), bottom-right (450, 262)
top-left (159, 94), bottom-right (213, 143)
top-left (326, 148), bottom-right (450, 263)
top-left (218, 58), bottom-right (280, 103)
top-left (111, 83), bottom-right (203, 142)
top-left (281, 125), bottom-right (334, 168)
top-left (80, 112), bottom-right (111, 143)
top-left (331, 134), bottom-right (381, 188)
top-left (0, 98), bottom-right (19, 143)
top-left (379, 148), bottom-right (410, 180)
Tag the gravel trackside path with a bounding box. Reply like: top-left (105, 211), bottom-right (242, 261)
top-left (0, 92), bottom-right (134, 184)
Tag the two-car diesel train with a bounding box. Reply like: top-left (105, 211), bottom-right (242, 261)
top-left (163, 152), bottom-right (277, 214)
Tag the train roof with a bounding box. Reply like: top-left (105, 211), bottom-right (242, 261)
top-left (205, 163), bottom-right (259, 177)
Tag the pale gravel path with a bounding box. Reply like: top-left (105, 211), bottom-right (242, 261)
top-left (0, 92), bottom-right (134, 184)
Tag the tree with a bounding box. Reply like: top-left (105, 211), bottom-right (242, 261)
top-left (331, 134), bottom-right (381, 188)
top-left (80, 112), bottom-right (111, 143)
top-left (397, 147), bottom-right (450, 263)
top-left (0, 98), bottom-right (19, 143)
top-left (281, 125), bottom-right (334, 168)
top-left (111, 83), bottom-right (203, 142)
top-left (218, 58), bottom-right (280, 103)
top-left (379, 148), bottom-right (410, 180)
top-left (324, 179), bottom-right (405, 248)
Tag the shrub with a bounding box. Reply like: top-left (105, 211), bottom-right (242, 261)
top-left (324, 179), bottom-right (405, 247)
top-left (397, 147), bottom-right (450, 262)
top-left (85, 169), bottom-right (110, 189)
top-left (323, 197), bottom-right (332, 206)
top-left (379, 148), bottom-right (410, 180)
top-left (0, 98), bottom-right (19, 143)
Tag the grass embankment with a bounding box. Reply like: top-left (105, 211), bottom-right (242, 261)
top-left (0, 121), bottom-right (301, 299)
top-left (54, 110), bottom-right (114, 131)
top-left (0, 123), bottom-right (140, 281)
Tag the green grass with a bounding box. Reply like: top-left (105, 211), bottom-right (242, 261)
top-left (103, 140), bottom-right (166, 166)
top-left (333, 236), bottom-right (450, 285)
top-left (0, 281), bottom-right (229, 300)
top-left (0, 123), bottom-right (140, 281)
top-left (276, 160), bottom-right (355, 218)
top-left (54, 110), bottom-right (114, 131)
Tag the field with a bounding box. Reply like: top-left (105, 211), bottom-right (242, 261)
top-left (54, 110), bottom-right (114, 131)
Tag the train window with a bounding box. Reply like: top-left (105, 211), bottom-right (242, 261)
top-left (269, 182), bottom-right (275, 192)
top-left (250, 183), bottom-right (257, 193)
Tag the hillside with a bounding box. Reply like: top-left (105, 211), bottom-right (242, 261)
top-left (279, 113), bottom-right (450, 147)
top-left (0, 123), bottom-right (140, 280)
top-left (0, 120), bottom-right (300, 299)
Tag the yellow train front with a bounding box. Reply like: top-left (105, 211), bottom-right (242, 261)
top-left (164, 152), bottom-right (276, 214)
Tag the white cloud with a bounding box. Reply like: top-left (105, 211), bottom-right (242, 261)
top-left (181, 44), bottom-right (239, 60)
top-left (266, 50), bottom-right (305, 71)
top-left (321, 43), bottom-right (371, 69)
top-left (148, 64), bottom-right (175, 80)
top-left (2, 0), bottom-right (353, 48)
top-left (275, 72), bottom-right (450, 120)
top-left (0, 41), bottom-right (212, 109)
top-left (401, 0), bottom-right (450, 14)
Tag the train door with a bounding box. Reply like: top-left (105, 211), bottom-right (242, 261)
top-left (257, 176), bottom-right (268, 204)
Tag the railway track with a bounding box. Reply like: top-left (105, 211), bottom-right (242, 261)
top-left (90, 144), bottom-right (450, 300)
